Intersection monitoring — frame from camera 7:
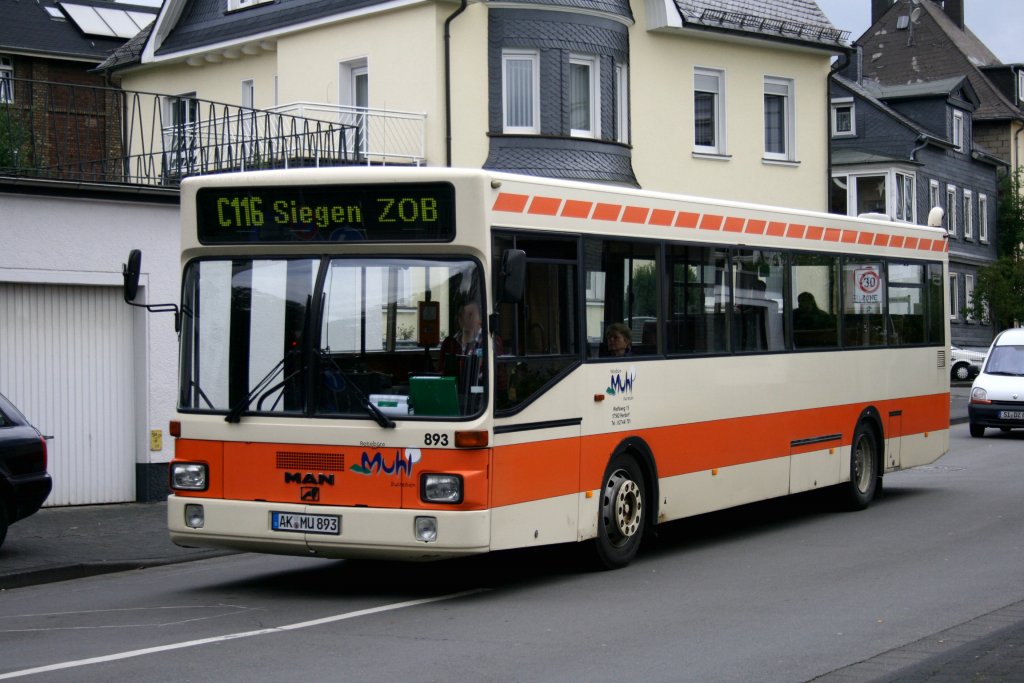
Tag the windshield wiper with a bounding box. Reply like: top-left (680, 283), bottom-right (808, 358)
top-left (320, 351), bottom-right (396, 429)
top-left (224, 349), bottom-right (302, 423)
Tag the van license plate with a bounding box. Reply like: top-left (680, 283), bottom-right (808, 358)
top-left (999, 411), bottom-right (1024, 420)
top-left (271, 512), bottom-right (341, 535)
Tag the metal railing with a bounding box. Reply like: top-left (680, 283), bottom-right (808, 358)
top-left (0, 77), bottom-right (427, 188)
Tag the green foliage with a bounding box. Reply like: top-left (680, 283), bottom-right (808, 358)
top-left (970, 168), bottom-right (1024, 328)
top-left (0, 104), bottom-right (32, 171)
top-left (632, 261), bottom-right (658, 317)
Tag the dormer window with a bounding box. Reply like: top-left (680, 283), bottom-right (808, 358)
top-left (1018, 69), bottom-right (1024, 104)
top-left (228, 0), bottom-right (272, 11)
top-left (831, 98), bottom-right (855, 137)
top-left (952, 109), bottom-right (964, 152)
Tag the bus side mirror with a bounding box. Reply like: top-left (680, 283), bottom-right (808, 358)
top-left (123, 249), bottom-right (142, 303)
top-left (121, 249), bottom-right (182, 333)
top-left (499, 249), bottom-right (526, 303)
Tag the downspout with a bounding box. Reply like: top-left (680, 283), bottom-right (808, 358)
top-left (826, 48), bottom-right (852, 213)
top-left (444, 0), bottom-right (469, 168)
top-left (910, 134), bottom-right (928, 161)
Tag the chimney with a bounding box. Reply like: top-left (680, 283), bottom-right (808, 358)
top-left (937, 0), bottom-right (965, 29)
top-left (871, 0), bottom-right (896, 25)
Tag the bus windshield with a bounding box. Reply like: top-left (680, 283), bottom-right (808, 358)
top-left (179, 256), bottom-right (487, 420)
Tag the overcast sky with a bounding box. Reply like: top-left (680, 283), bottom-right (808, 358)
top-left (815, 0), bottom-right (1024, 64)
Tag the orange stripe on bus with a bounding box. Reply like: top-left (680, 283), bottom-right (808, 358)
top-left (805, 225), bottom-right (824, 240)
top-left (623, 206), bottom-right (650, 224)
top-left (842, 230), bottom-right (859, 244)
top-left (786, 224), bottom-right (806, 239)
top-left (676, 212), bottom-right (700, 228)
top-left (746, 219), bottom-right (767, 235)
top-left (528, 196), bottom-right (561, 215)
top-left (649, 209), bottom-right (676, 226)
top-left (824, 228), bottom-right (842, 241)
top-left (700, 214), bottom-right (724, 230)
top-left (874, 234), bottom-right (890, 247)
top-left (493, 193), bottom-right (529, 213)
top-left (561, 199), bottom-right (592, 219)
top-left (905, 237), bottom-right (919, 249)
top-left (858, 232), bottom-right (874, 245)
top-left (593, 203), bottom-right (622, 221)
top-left (890, 235), bottom-right (905, 248)
top-left (724, 216), bottom-right (745, 232)
top-left (767, 221), bottom-right (786, 237)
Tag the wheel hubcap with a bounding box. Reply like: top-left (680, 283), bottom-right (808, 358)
top-left (604, 469), bottom-right (642, 545)
top-left (853, 436), bottom-right (874, 493)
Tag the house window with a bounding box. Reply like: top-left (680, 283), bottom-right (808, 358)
top-left (694, 68), bottom-right (725, 155)
top-left (949, 273), bottom-right (959, 320)
top-left (946, 184), bottom-right (957, 237)
top-left (1018, 69), bottom-right (1024, 103)
top-left (228, 0), bottom-right (272, 10)
top-left (963, 190), bottom-right (973, 239)
top-left (340, 58), bottom-right (369, 154)
top-left (831, 98), bottom-right (855, 137)
top-left (855, 175), bottom-right (887, 215)
top-left (965, 273), bottom-right (975, 321)
top-left (569, 54), bottom-right (599, 138)
top-left (895, 172), bottom-right (915, 222)
top-left (979, 194), bottom-right (989, 243)
top-left (240, 79), bottom-right (255, 139)
top-left (830, 175), bottom-right (848, 215)
top-left (615, 63), bottom-right (629, 144)
top-left (952, 110), bottom-right (964, 152)
top-left (929, 179), bottom-right (941, 212)
top-left (163, 93), bottom-right (199, 173)
top-left (764, 77), bottom-right (794, 161)
top-left (502, 50), bottom-right (539, 134)
top-left (0, 55), bottom-right (13, 103)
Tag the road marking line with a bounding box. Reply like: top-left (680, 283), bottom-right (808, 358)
top-left (0, 590), bottom-right (484, 680)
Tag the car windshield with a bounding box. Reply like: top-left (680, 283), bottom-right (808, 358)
top-left (179, 257), bottom-right (489, 420)
top-left (984, 344), bottom-right (1024, 377)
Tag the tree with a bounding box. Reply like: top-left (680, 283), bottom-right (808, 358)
top-left (969, 168), bottom-right (1024, 329)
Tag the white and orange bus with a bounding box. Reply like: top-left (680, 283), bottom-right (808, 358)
top-left (125, 167), bottom-right (950, 568)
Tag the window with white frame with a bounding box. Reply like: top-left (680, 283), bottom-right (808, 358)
top-left (0, 55), bottom-right (13, 104)
top-left (964, 273), bottom-right (975, 321)
top-left (241, 79), bottom-right (255, 138)
top-left (1018, 69), bottom-right (1024, 103)
top-left (694, 67), bottom-right (726, 154)
top-left (569, 54), bottom-right (599, 138)
top-left (615, 63), bottom-right (629, 144)
top-left (228, 0), bottom-right (272, 10)
top-left (963, 190), bottom-right (973, 239)
top-left (831, 98), bottom-right (855, 137)
top-left (952, 109), bottom-right (965, 151)
top-left (895, 172), bottom-right (915, 222)
top-left (339, 58), bottom-right (369, 154)
top-left (946, 184), bottom-right (957, 237)
top-left (979, 193), bottom-right (989, 243)
top-left (502, 50), bottom-right (539, 134)
top-left (929, 179), bottom-right (941, 212)
top-left (764, 77), bottom-right (795, 161)
top-left (949, 272), bottom-right (959, 320)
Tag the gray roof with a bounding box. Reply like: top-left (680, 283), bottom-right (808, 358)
top-left (856, 0), bottom-right (1023, 123)
top-left (674, 0), bottom-right (848, 48)
top-left (0, 0), bottom-right (154, 62)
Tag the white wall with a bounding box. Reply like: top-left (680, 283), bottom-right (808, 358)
top-left (0, 192), bottom-right (181, 479)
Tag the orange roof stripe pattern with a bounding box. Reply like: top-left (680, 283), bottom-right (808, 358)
top-left (492, 192), bottom-right (948, 253)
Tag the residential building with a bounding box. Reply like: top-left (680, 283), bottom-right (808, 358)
top-left (829, 71), bottom-right (1002, 347)
top-left (102, 0), bottom-right (848, 209)
top-left (844, 0), bottom-right (1024, 346)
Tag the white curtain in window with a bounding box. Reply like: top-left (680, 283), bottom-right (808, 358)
top-left (505, 58), bottom-right (534, 129)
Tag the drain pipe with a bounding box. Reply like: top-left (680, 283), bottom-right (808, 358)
top-left (444, 0), bottom-right (469, 167)
top-left (827, 47), bottom-right (852, 213)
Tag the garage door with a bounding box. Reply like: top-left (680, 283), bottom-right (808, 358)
top-left (0, 283), bottom-right (135, 505)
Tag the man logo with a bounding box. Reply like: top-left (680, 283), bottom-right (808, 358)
top-left (301, 487), bottom-right (320, 502)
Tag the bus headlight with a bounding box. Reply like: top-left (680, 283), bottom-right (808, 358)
top-left (171, 462), bottom-right (208, 490)
top-left (421, 473), bottom-right (463, 504)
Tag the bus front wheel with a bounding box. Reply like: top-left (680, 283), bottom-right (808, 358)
top-left (841, 422), bottom-right (880, 510)
top-left (592, 454), bottom-right (646, 569)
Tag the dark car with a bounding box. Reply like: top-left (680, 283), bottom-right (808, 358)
top-left (0, 392), bottom-right (53, 548)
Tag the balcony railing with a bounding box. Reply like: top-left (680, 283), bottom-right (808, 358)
top-left (0, 77), bottom-right (427, 189)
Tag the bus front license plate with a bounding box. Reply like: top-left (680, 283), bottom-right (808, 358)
top-left (271, 512), bottom-right (341, 535)
top-left (999, 411), bottom-right (1024, 420)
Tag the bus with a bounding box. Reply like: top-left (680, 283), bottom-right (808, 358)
top-left (124, 167), bottom-right (950, 569)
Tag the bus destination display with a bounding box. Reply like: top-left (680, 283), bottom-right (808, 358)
top-left (196, 183), bottom-right (455, 243)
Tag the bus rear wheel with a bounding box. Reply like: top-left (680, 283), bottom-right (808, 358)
top-left (592, 454), bottom-right (646, 569)
top-left (840, 422), bottom-right (879, 510)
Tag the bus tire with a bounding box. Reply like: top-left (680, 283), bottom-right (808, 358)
top-left (841, 421), bottom-right (880, 511)
top-left (592, 453), bottom-right (646, 569)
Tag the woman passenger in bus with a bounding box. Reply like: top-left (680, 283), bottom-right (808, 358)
top-left (604, 322), bottom-right (632, 357)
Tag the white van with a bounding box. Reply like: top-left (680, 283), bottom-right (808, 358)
top-left (968, 328), bottom-right (1024, 438)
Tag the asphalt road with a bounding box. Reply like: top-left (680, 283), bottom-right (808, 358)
top-left (1, 423), bottom-right (1021, 682)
